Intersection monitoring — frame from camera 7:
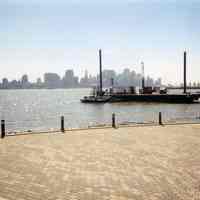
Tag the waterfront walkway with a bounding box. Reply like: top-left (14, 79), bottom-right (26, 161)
top-left (0, 124), bottom-right (200, 200)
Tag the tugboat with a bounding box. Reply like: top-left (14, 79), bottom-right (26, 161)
top-left (81, 50), bottom-right (200, 103)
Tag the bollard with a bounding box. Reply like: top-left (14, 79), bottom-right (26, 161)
top-left (159, 112), bottom-right (162, 125)
top-left (112, 113), bottom-right (116, 128)
top-left (1, 120), bottom-right (5, 139)
top-left (61, 116), bottom-right (65, 133)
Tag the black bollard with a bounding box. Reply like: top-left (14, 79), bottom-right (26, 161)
top-left (159, 112), bottom-right (162, 125)
top-left (1, 120), bottom-right (5, 139)
top-left (112, 113), bottom-right (116, 128)
top-left (61, 116), bottom-right (65, 132)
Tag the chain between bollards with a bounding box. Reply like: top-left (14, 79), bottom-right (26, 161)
top-left (1, 120), bottom-right (5, 139)
top-left (61, 116), bottom-right (65, 133)
top-left (112, 113), bottom-right (116, 128)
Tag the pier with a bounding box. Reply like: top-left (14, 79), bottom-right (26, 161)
top-left (0, 124), bottom-right (200, 199)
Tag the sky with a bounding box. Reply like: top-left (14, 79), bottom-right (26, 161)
top-left (0, 0), bottom-right (200, 84)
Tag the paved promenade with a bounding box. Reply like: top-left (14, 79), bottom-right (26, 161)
top-left (0, 124), bottom-right (200, 200)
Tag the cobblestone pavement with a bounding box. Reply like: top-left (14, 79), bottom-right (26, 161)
top-left (0, 124), bottom-right (200, 200)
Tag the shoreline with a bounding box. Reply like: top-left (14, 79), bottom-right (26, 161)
top-left (4, 121), bottom-right (200, 137)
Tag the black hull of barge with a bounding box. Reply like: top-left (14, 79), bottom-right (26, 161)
top-left (109, 94), bottom-right (199, 103)
top-left (81, 94), bottom-right (200, 103)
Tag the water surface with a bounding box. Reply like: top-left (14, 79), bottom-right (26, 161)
top-left (1, 88), bottom-right (200, 132)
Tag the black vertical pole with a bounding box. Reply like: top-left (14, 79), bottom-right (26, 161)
top-left (159, 112), bottom-right (162, 125)
top-left (141, 62), bottom-right (145, 90)
top-left (142, 78), bottom-right (145, 90)
top-left (1, 120), bottom-right (5, 138)
top-left (112, 113), bottom-right (116, 128)
top-left (61, 116), bottom-right (64, 133)
top-left (184, 51), bottom-right (187, 94)
top-left (99, 49), bottom-right (103, 96)
top-left (111, 78), bottom-right (114, 87)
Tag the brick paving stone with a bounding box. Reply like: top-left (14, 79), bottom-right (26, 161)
top-left (0, 125), bottom-right (200, 199)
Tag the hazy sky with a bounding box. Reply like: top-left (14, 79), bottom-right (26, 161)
top-left (1, 0), bottom-right (200, 84)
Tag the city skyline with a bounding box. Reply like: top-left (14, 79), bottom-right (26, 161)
top-left (1, 0), bottom-right (200, 84)
top-left (0, 68), bottom-right (163, 89)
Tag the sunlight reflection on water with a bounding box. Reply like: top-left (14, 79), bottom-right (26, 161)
top-left (0, 88), bottom-right (200, 132)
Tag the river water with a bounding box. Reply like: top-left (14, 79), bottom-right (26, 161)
top-left (0, 88), bottom-right (200, 132)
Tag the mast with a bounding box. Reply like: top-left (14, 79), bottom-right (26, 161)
top-left (183, 51), bottom-right (187, 94)
top-left (141, 62), bottom-right (145, 89)
top-left (99, 49), bottom-right (103, 95)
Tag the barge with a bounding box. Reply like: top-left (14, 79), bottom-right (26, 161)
top-left (81, 50), bottom-right (200, 103)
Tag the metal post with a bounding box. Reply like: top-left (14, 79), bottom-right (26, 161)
top-left (184, 51), bottom-right (187, 94)
top-left (1, 120), bottom-right (5, 138)
top-left (61, 116), bottom-right (64, 132)
top-left (112, 113), bottom-right (116, 128)
top-left (159, 112), bottom-right (162, 125)
top-left (99, 49), bottom-right (103, 96)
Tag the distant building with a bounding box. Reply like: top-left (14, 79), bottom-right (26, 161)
top-left (21, 74), bottom-right (28, 84)
top-left (35, 78), bottom-right (43, 88)
top-left (62, 69), bottom-right (79, 88)
top-left (154, 78), bottom-right (162, 87)
top-left (146, 76), bottom-right (154, 87)
top-left (102, 70), bottom-right (116, 87)
top-left (80, 69), bottom-right (98, 87)
top-left (2, 78), bottom-right (9, 89)
top-left (36, 78), bottom-right (42, 85)
top-left (10, 80), bottom-right (21, 89)
top-left (80, 70), bottom-right (90, 87)
top-left (21, 74), bottom-right (30, 89)
top-left (44, 73), bottom-right (61, 89)
top-left (117, 68), bottom-right (134, 86)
